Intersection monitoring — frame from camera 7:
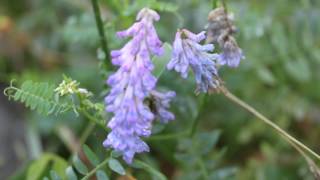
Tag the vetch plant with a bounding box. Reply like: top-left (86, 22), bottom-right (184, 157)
top-left (103, 7), bottom-right (175, 164)
top-left (3, 0), bottom-right (320, 179)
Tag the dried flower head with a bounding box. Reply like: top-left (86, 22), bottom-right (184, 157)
top-left (104, 8), bottom-right (174, 164)
top-left (167, 29), bottom-right (220, 94)
top-left (207, 7), bottom-right (244, 67)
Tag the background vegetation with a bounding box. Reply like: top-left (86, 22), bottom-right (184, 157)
top-left (1, 0), bottom-right (320, 179)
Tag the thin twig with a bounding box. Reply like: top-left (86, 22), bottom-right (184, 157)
top-left (221, 86), bottom-right (320, 161)
top-left (221, 0), bottom-right (228, 13)
top-left (79, 122), bottom-right (96, 145)
top-left (197, 158), bottom-right (209, 180)
top-left (79, 108), bottom-right (109, 132)
top-left (91, 0), bottom-right (111, 68)
top-left (190, 94), bottom-right (206, 137)
top-left (212, 0), bottom-right (218, 9)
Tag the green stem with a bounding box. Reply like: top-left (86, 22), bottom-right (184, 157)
top-left (91, 0), bottom-right (111, 68)
top-left (197, 158), bottom-right (209, 180)
top-left (221, 87), bottom-right (320, 161)
top-left (79, 122), bottom-right (96, 145)
top-left (189, 115), bottom-right (201, 137)
top-left (221, 0), bottom-right (228, 12)
top-left (212, 0), bottom-right (218, 9)
top-left (81, 157), bottom-right (110, 180)
top-left (284, 134), bottom-right (320, 177)
top-left (189, 95), bottom-right (206, 137)
top-left (79, 108), bottom-right (109, 132)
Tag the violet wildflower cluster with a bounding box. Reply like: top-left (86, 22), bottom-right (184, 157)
top-left (167, 29), bottom-right (220, 93)
top-left (104, 8), bottom-right (175, 163)
top-left (167, 8), bottom-right (244, 93)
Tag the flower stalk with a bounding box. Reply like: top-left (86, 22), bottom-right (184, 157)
top-left (220, 86), bottom-right (320, 161)
top-left (91, 0), bottom-right (111, 69)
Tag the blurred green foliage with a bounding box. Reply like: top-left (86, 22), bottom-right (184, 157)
top-left (1, 0), bottom-right (320, 179)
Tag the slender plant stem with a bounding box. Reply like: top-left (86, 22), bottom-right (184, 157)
top-left (79, 108), bottom-right (109, 132)
top-left (221, 87), bottom-right (320, 161)
top-left (284, 134), bottom-right (320, 177)
top-left (81, 157), bottom-right (110, 180)
top-left (197, 158), bottom-right (209, 180)
top-left (221, 0), bottom-right (228, 12)
top-left (190, 94), bottom-right (206, 137)
top-left (91, 0), bottom-right (111, 68)
top-left (79, 122), bottom-right (96, 145)
top-left (212, 0), bottom-right (218, 9)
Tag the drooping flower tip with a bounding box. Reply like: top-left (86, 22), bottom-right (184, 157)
top-left (183, 29), bottom-right (206, 42)
top-left (218, 37), bottom-right (245, 68)
top-left (167, 29), bottom-right (220, 93)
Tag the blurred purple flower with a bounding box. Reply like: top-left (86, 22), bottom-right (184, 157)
top-left (150, 90), bottom-right (176, 123)
top-left (103, 8), bottom-right (174, 164)
top-left (167, 29), bottom-right (220, 93)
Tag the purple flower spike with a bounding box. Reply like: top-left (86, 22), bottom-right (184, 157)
top-left (104, 8), bottom-right (175, 164)
top-left (167, 29), bottom-right (220, 93)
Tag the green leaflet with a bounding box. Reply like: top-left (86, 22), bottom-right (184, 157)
top-left (83, 144), bottom-right (100, 166)
top-left (5, 80), bottom-right (72, 115)
top-left (26, 153), bottom-right (68, 180)
top-left (65, 166), bottom-right (78, 180)
top-left (108, 158), bottom-right (125, 175)
top-left (72, 155), bottom-right (88, 175)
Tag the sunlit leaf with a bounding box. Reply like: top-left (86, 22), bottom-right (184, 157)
top-left (72, 155), bottom-right (88, 175)
top-left (27, 154), bottom-right (51, 180)
top-left (65, 166), bottom-right (78, 180)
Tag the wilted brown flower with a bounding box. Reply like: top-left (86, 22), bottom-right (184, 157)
top-left (206, 7), bottom-right (244, 68)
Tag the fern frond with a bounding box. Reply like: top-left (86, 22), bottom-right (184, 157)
top-left (4, 80), bottom-right (73, 115)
